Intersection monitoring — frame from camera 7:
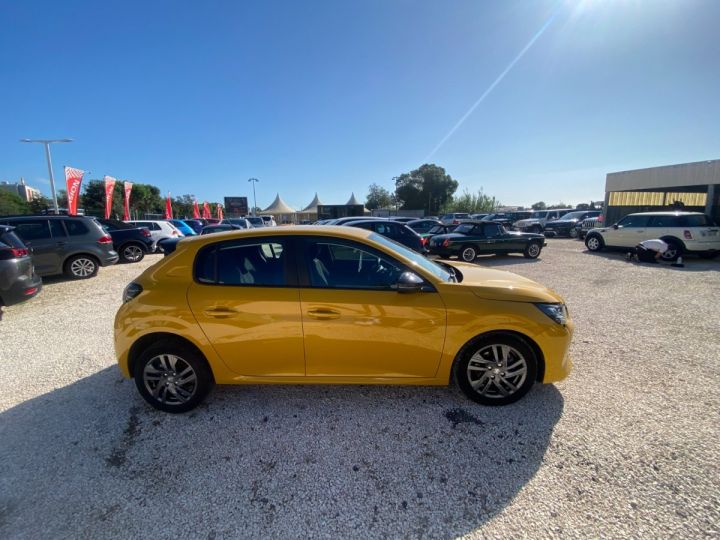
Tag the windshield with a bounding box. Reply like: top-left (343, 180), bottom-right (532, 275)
top-left (428, 225), bottom-right (445, 234)
top-left (369, 233), bottom-right (453, 282)
top-left (559, 211), bottom-right (586, 220)
top-left (454, 224), bottom-right (474, 234)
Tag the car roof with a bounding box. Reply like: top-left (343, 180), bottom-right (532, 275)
top-left (1, 214), bottom-right (90, 220)
top-left (177, 225), bottom-right (374, 247)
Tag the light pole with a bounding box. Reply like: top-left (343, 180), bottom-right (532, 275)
top-left (20, 138), bottom-right (73, 214)
top-left (248, 177), bottom-right (259, 216)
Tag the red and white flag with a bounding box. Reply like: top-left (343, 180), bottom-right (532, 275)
top-left (64, 166), bottom-right (84, 216)
top-left (165, 193), bottom-right (173, 219)
top-left (202, 201), bottom-right (211, 219)
top-left (103, 176), bottom-right (116, 219)
top-left (193, 199), bottom-right (200, 219)
top-left (217, 204), bottom-right (224, 220)
top-left (123, 182), bottom-right (133, 221)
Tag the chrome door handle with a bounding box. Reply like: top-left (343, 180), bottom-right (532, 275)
top-left (307, 308), bottom-right (341, 320)
top-left (203, 307), bottom-right (238, 318)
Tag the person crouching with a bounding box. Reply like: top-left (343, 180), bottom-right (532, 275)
top-left (627, 239), bottom-right (668, 263)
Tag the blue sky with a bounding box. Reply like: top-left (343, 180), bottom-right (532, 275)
top-left (1, 0), bottom-right (719, 209)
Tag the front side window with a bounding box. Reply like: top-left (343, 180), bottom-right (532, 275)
top-left (13, 220), bottom-right (51, 241)
top-left (483, 224), bottom-right (502, 237)
top-left (454, 224), bottom-right (474, 234)
top-left (305, 239), bottom-right (404, 289)
top-left (617, 215), bottom-right (651, 228)
top-left (195, 240), bottom-right (287, 286)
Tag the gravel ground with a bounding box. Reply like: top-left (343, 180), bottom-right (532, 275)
top-left (1, 241), bottom-right (718, 539)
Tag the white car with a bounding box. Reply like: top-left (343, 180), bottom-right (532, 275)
top-left (261, 215), bottom-right (277, 227)
top-left (125, 220), bottom-right (184, 251)
top-left (585, 211), bottom-right (719, 260)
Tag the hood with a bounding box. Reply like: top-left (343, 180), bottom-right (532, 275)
top-left (445, 261), bottom-right (564, 303)
top-left (545, 219), bottom-right (579, 227)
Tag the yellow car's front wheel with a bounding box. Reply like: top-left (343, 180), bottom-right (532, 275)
top-left (455, 334), bottom-right (537, 406)
top-left (133, 339), bottom-right (214, 413)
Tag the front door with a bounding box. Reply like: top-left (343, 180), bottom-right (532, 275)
top-left (187, 237), bottom-right (305, 376)
top-left (9, 219), bottom-right (65, 275)
top-left (607, 214), bottom-right (651, 247)
top-left (299, 237), bottom-right (446, 378)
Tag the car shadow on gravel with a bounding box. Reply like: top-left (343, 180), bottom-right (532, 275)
top-left (0, 367), bottom-right (563, 539)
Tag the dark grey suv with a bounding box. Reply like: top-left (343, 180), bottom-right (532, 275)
top-left (0, 215), bottom-right (119, 279)
top-left (0, 225), bottom-right (42, 307)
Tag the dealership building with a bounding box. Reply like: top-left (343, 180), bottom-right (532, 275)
top-left (604, 159), bottom-right (720, 224)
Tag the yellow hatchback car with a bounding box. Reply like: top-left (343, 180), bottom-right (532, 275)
top-left (114, 226), bottom-right (573, 413)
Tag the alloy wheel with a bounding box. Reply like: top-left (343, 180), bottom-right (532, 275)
top-left (466, 344), bottom-right (528, 399)
top-left (586, 237), bottom-right (600, 251)
top-left (71, 258), bottom-right (96, 277)
top-left (462, 247), bottom-right (477, 262)
top-left (527, 243), bottom-right (540, 257)
top-left (123, 245), bottom-right (143, 262)
top-left (143, 354), bottom-right (198, 406)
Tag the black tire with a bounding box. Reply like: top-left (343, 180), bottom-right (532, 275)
top-left (64, 254), bottom-right (99, 279)
top-left (660, 239), bottom-right (683, 262)
top-left (585, 234), bottom-right (604, 252)
top-left (119, 243), bottom-right (145, 263)
top-left (133, 339), bottom-right (214, 413)
top-left (460, 245), bottom-right (477, 262)
top-left (523, 242), bottom-right (542, 259)
top-left (455, 334), bottom-right (537, 406)
top-left (569, 227), bottom-right (579, 238)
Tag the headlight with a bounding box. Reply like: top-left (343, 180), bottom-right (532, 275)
top-left (122, 282), bottom-right (143, 303)
top-left (535, 303), bottom-right (568, 325)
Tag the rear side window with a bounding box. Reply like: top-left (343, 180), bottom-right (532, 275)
top-left (195, 240), bottom-right (287, 286)
top-left (678, 215), bottom-right (715, 227)
top-left (12, 220), bottom-right (51, 241)
top-left (64, 220), bottom-right (89, 236)
top-left (648, 215), bottom-right (681, 227)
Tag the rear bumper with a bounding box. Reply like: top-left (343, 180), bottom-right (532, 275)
top-left (101, 251), bottom-right (120, 266)
top-left (0, 273), bottom-right (42, 307)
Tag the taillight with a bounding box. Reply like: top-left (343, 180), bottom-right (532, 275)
top-left (141, 228), bottom-right (151, 237)
top-left (0, 247), bottom-right (29, 260)
top-left (597, 215), bottom-right (604, 222)
top-left (684, 230), bottom-right (693, 240)
top-left (98, 235), bottom-right (113, 244)
top-left (442, 239), bottom-right (451, 247)
top-left (171, 230), bottom-right (179, 236)
top-left (452, 220), bottom-right (459, 224)
top-left (421, 237), bottom-right (428, 246)
top-left (23, 287), bottom-right (38, 296)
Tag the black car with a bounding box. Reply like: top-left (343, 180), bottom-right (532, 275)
top-left (0, 225), bottom-right (42, 308)
top-left (183, 219), bottom-right (205, 234)
top-left (428, 221), bottom-right (546, 261)
top-left (344, 219), bottom-right (425, 253)
top-left (94, 218), bottom-right (155, 263)
top-left (406, 219), bottom-right (442, 234)
top-left (543, 211), bottom-right (602, 238)
top-left (200, 224), bottom-right (243, 235)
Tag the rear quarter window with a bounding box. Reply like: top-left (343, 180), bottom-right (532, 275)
top-left (678, 215), bottom-right (715, 227)
top-left (64, 220), bottom-right (89, 236)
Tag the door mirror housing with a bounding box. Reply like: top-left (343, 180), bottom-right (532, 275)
top-left (395, 271), bottom-right (424, 293)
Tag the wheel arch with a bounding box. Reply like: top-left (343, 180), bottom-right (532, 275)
top-left (62, 251), bottom-right (100, 270)
top-left (450, 330), bottom-right (545, 383)
top-left (127, 331), bottom-right (215, 382)
top-left (119, 240), bottom-right (147, 253)
top-left (658, 235), bottom-right (686, 251)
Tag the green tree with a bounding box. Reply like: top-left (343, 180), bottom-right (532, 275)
top-left (29, 195), bottom-right (51, 214)
top-left (80, 179), bottom-right (125, 218)
top-left (365, 183), bottom-right (393, 210)
top-left (441, 188), bottom-right (500, 214)
top-left (547, 202), bottom-right (569, 209)
top-left (0, 190), bottom-right (30, 215)
top-left (172, 194), bottom-right (197, 219)
top-left (394, 164), bottom-right (458, 214)
top-left (131, 183), bottom-right (163, 216)
top-left (531, 201), bottom-right (547, 210)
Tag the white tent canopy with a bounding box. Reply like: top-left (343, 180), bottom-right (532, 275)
top-left (346, 192), bottom-right (362, 205)
top-left (261, 193), bottom-right (295, 215)
top-left (300, 193), bottom-right (323, 213)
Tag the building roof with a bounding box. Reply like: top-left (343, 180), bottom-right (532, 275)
top-left (260, 193), bottom-right (295, 214)
top-left (606, 159), bottom-right (720, 192)
top-left (300, 193), bottom-right (323, 213)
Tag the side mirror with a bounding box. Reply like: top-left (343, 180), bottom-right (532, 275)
top-left (395, 271), bottom-right (424, 293)
top-left (613, 224), bottom-right (619, 229)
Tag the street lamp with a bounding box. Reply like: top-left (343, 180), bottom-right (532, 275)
top-left (20, 138), bottom-right (73, 214)
top-left (248, 177), bottom-right (259, 216)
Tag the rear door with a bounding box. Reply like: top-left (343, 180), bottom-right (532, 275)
top-left (186, 236), bottom-right (306, 376)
